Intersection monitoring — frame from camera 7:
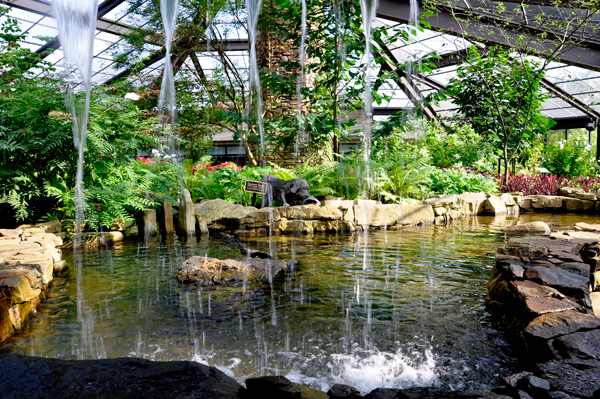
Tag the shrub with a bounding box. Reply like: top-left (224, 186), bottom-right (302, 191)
top-left (498, 173), bottom-right (600, 196)
top-left (543, 135), bottom-right (597, 177)
top-left (427, 168), bottom-right (498, 195)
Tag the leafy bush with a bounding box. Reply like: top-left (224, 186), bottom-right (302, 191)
top-left (543, 135), bottom-right (597, 177)
top-left (498, 173), bottom-right (600, 196)
top-left (425, 123), bottom-right (496, 172)
top-left (427, 168), bottom-right (498, 195)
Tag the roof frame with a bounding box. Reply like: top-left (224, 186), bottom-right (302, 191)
top-left (376, 0), bottom-right (600, 71)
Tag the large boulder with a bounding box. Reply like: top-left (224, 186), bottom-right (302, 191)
top-left (485, 195), bottom-right (507, 215)
top-left (524, 266), bottom-right (589, 299)
top-left (0, 354), bottom-right (244, 399)
top-left (460, 192), bottom-right (488, 216)
top-left (278, 205), bottom-right (343, 221)
top-left (538, 359), bottom-right (600, 398)
top-left (194, 199), bottom-right (257, 229)
top-left (178, 256), bottom-right (291, 286)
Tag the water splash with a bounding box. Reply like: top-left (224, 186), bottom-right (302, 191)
top-left (245, 0), bottom-right (266, 166)
top-left (359, 0), bottom-right (378, 198)
top-left (294, 0), bottom-right (308, 164)
top-left (285, 346), bottom-right (438, 394)
top-left (158, 0), bottom-right (179, 123)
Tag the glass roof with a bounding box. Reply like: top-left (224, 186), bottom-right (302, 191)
top-left (1, 0), bottom-right (599, 125)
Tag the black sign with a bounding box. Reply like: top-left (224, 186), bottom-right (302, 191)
top-left (244, 180), bottom-right (268, 194)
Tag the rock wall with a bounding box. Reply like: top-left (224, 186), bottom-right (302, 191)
top-left (487, 231), bottom-right (600, 397)
top-left (0, 221), bottom-right (65, 344)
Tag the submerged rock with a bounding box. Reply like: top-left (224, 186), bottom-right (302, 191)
top-left (502, 222), bottom-right (551, 234)
top-left (178, 256), bottom-right (291, 286)
top-left (0, 354), bottom-right (244, 399)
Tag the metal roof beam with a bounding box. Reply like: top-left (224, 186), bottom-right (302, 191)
top-left (540, 78), bottom-right (600, 119)
top-left (377, 0), bottom-right (600, 71)
top-left (494, 0), bottom-right (598, 9)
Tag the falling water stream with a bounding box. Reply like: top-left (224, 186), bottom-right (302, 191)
top-left (158, 0), bottom-right (180, 124)
top-left (294, 0), bottom-right (308, 163)
top-left (245, 0), bottom-right (266, 165)
top-left (9, 214), bottom-right (596, 393)
top-left (52, 0), bottom-right (99, 359)
top-left (359, 0), bottom-right (377, 197)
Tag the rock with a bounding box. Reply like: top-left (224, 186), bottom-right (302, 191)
top-left (575, 192), bottom-right (598, 201)
top-left (446, 209), bottom-right (463, 220)
top-left (0, 229), bottom-right (22, 237)
top-left (244, 376), bottom-right (301, 399)
top-left (592, 292), bottom-right (600, 317)
top-left (503, 371), bottom-right (534, 388)
top-left (517, 375), bottom-right (551, 393)
top-left (272, 220), bottom-right (354, 234)
top-left (434, 207), bottom-right (447, 216)
top-left (36, 220), bottom-right (62, 234)
top-left (395, 387), bottom-right (512, 398)
top-left (142, 209), bottom-right (158, 237)
top-left (353, 199), bottom-right (380, 206)
top-left (178, 256), bottom-right (290, 286)
top-left (327, 384), bottom-right (363, 398)
top-left (524, 310), bottom-right (600, 343)
top-left (460, 192), bottom-right (488, 216)
top-left (163, 201), bottom-right (174, 234)
top-left (0, 275), bottom-right (41, 304)
top-left (241, 208), bottom-right (281, 227)
top-left (353, 204), bottom-right (396, 227)
top-left (538, 359), bottom-right (600, 397)
top-left (523, 196), bottom-right (564, 211)
top-left (179, 189), bottom-right (197, 235)
top-left (63, 231), bottom-right (124, 249)
top-left (564, 198), bottom-right (594, 212)
top-left (194, 199), bottom-right (257, 229)
top-left (110, 218), bottom-right (134, 232)
top-left (552, 328), bottom-right (600, 360)
top-left (500, 193), bottom-right (516, 206)
top-left (278, 205), bottom-right (343, 221)
top-left (555, 262), bottom-right (590, 277)
top-left (0, 354), bottom-right (244, 399)
top-left (575, 222), bottom-right (600, 232)
top-left (497, 261), bottom-right (525, 279)
top-left (196, 215), bottom-right (209, 234)
top-left (508, 237), bottom-right (580, 255)
top-left (524, 296), bottom-right (580, 318)
top-left (512, 280), bottom-right (566, 301)
top-left (506, 204), bottom-right (520, 215)
top-left (53, 260), bottom-right (68, 273)
top-left (397, 204), bottom-right (435, 226)
top-left (425, 194), bottom-right (462, 209)
top-left (524, 266), bottom-right (589, 298)
top-left (485, 196), bottom-right (507, 215)
top-left (321, 199), bottom-right (354, 209)
top-left (559, 187), bottom-right (585, 197)
top-left (363, 388), bottom-right (400, 399)
top-left (502, 222), bottom-right (551, 234)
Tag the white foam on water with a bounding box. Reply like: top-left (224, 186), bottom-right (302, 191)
top-left (285, 346), bottom-right (438, 394)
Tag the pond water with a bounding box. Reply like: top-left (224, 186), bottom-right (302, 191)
top-left (2, 213), bottom-right (597, 393)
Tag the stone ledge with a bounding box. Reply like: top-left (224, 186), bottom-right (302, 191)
top-left (0, 226), bottom-right (65, 344)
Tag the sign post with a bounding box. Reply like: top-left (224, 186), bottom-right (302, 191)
top-left (244, 180), bottom-right (268, 207)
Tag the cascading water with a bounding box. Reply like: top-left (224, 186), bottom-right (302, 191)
top-left (158, 0), bottom-right (180, 125)
top-left (359, 0), bottom-right (377, 198)
top-left (294, 0), bottom-right (308, 164)
top-left (52, 0), bottom-right (98, 359)
top-left (245, 0), bottom-right (266, 166)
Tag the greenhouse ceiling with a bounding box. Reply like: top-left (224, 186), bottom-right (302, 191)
top-left (1, 0), bottom-right (599, 129)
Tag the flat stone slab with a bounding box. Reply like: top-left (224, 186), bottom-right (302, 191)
top-left (524, 266), bottom-right (589, 297)
top-left (178, 256), bottom-right (290, 286)
top-left (508, 237), bottom-right (580, 255)
top-left (575, 222), bottom-right (600, 232)
top-left (0, 354), bottom-right (243, 399)
top-left (524, 310), bottom-right (600, 341)
top-left (277, 205), bottom-right (343, 221)
top-left (524, 297), bottom-right (580, 317)
top-left (511, 280), bottom-right (567, 301)
top-left (503, 222), bottom-right (550, 234)
top-left (552, 328), bottom-right (600, 360)
top-left (538, 359), bottom-right (600, 398)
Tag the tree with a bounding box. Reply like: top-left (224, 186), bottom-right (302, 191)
top-left (444, 46), bottom-right (554, 179)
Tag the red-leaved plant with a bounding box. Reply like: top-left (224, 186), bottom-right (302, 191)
top-left (498, 173), bottom-right (600, 196)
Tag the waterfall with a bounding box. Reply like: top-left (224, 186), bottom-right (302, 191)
top-left (52, 0), bottom-right (97, 245)
top-left (158, 0), bottom-right (180, 125)
top-left (359, 0), bottom-right (378, 198)
top-left (245, 0), bottom-right (266, 166)
top-left (294, 0), bottom-right (308, 164)
top-left (52, 0), bottom-right (98, 359)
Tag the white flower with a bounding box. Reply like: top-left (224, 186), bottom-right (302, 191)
top-left (151, 149), bottom-right (160, 156)
top-left (454, 154), bottom-right (460, 159)
top-left (124, 92), bottom-right (140, 101)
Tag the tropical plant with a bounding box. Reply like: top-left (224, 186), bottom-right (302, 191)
top-left (427, 168), bottom-right (498, 195)
top-left (543, 134), bottom-right (597, 177)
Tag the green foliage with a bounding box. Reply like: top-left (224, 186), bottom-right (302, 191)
top-left (425, 122), bottom-right (496, 172)
top-left (543, 135), bottom-right (597, 177)
top-left (426, 168), bottom-right (498, 195)
top-left (442, 47), bottom-right (555, 178)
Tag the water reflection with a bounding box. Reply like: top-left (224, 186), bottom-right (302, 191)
top-left (2, 214), bottom-right (594, 393)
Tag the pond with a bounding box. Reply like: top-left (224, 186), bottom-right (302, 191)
top-left (1, 213), bottom-right (594, 394)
